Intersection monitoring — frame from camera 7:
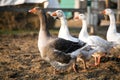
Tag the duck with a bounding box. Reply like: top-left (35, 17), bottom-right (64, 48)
top-left (75, 13), bottom-right (114, 66)
top-left (28, 7), bottom-right (87, 73)
top-left (51, 10), bottom-right (97, 69)
top-left (102, 8), bottom-right (120, 45)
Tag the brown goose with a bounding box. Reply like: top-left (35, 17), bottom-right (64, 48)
top-left (28, 7), bottom-right (87, 73)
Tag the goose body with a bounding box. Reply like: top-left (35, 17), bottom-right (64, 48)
top-left (29, 7), bottom-right (87, 72)
top-left (76, 14), bottom-right (114, 66)
top-left (102, 8), bottom-right (120, 45)
top-left (52, 10), bottom-right (97, 69)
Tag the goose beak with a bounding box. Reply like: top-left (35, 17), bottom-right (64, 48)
top-left (28, 8), bottom-right (37, 13)
top-left (101, 10), bottom-right (106, 14)
top-left (74, 16), bottom-right (79, 20)
top-left (51, 12), bottom-right (57, 16)
top-left (74, 16), bottom-right (79, 19)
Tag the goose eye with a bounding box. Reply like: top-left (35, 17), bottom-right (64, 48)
top-left (80, 14), bottom-right (83, 16)
top-left (58, 11), bottom-right (61, 13)
top-left (60, 12), bottom-right (63, 15)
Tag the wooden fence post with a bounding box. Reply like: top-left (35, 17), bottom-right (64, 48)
top-left (117, 0), bottom-right (120, 22)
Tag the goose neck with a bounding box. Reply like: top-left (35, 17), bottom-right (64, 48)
top-left (81, 20), bottom-right (88, 34)
top-left (108, 14), bottom-right (117, 33)
top-left (38, 13), bottom-right (51, 37)
top-left (109, 14), bottom-right (116, 26)
top-left (60, 17), bottom-right (68, 27)
top-left (79, 19), bottom-right (89, 39)
top-left (59, 16), bottom-right (70, 35)
top-left (58, 17), bottom-right (70, 37)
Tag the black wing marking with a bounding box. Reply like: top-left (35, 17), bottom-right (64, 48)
top-left (51, 38), bottom-right (86, 53)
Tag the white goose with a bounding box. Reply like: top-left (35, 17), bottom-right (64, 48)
top-left (28, 7), bottom-right (87, 73)
top-left (51, 10), bottom-right (80, 42)
top-left (102, 8), bottom-right (120, 45)
top-left (75, 14), bottom-right (114, 66)
top-left (51, 10), bottom-right (97, 69)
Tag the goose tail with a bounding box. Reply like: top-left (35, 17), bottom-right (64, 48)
top-left (70, 44), bottom-right (91, 58)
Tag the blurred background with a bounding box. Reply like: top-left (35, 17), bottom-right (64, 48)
top-left (0, 0), bottom-right (119, 34)
top-left (0, 1), bottom-right (120, 80)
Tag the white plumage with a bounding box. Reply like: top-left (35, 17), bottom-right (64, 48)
top-left (102, 8), bottom-right (120, 45)
top-left (76, 13), bottom-right (114, 66)
top-left (52, 10), bottom-right (97, 69)
top-left (51, 10), bottom-right (80, 42)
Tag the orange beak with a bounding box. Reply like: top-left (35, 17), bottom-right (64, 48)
top-left (51, 12), bottom-right (57, 16)
top-left (28, 7), bottom-right (37, 13)
top-left (74, 16), bottom-right (79, 19)
top-left (101, 10), bottom-right (106, 14)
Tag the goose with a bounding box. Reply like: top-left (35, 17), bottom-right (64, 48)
top-left (102, 8), bottom-right (120, 45)
top-left (52, 10), bottom-right (97, 69)
top-left (75, 13), bottom-right (114, 66)
top-left (51, 10), bottom-right (80, 42)
top-left (28, 7), bottom-right (87, 73)
top-left (52, 10), bottom-right (94, 70)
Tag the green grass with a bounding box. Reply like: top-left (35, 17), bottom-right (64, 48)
top-left (0, 28), bottom-right (80, 37)
top-left (0, 29), bottom-right (38, 35)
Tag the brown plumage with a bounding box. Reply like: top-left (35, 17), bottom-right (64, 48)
top-left (28, 7), bottom-right (87, 73)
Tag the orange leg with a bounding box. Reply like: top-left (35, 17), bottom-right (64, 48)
top-left (53, 68), bottom-right (57, 74)
top-left (53, 68), bottom-right (60, 74)
top-left (72, 63), bottom-right (78, 73)
top-left (82, 59), bottom-right (87, 70)
top-left (89, 57), bottom-right (98, 66)
top-left (97, 56), bottom-right (101, 66)
top-left (95, 57), bottom-right (98, 66)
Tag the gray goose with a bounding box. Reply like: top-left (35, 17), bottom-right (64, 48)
top-left (28, 7), bottom-right (87, 73)
top-left (52, 10), bottom-right (96, 70)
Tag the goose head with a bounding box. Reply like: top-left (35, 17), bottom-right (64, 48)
top-left (74, 14), bottom-right (86, 20)
top-left (51, 10), bottom-right (65, 18)
top-left (102, 8), bottom-right (114, 15)
top-left (29, 7), bottom-right (43, 14)
top-left (78, 14), bottom-right (86, 20)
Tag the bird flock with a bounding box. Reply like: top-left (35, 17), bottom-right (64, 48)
top-left (28, 7), bottom-right (120, 74)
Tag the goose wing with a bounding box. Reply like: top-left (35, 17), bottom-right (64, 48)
top-left (88, 36), bottom-right (110, 47)
top-left (50, 49), bottom-right (72, 64)
top-left (51, 38), bottom-right (86, 53)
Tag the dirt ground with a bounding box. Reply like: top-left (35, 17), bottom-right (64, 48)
top-left (0, 21), bottom-right (120, 80)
